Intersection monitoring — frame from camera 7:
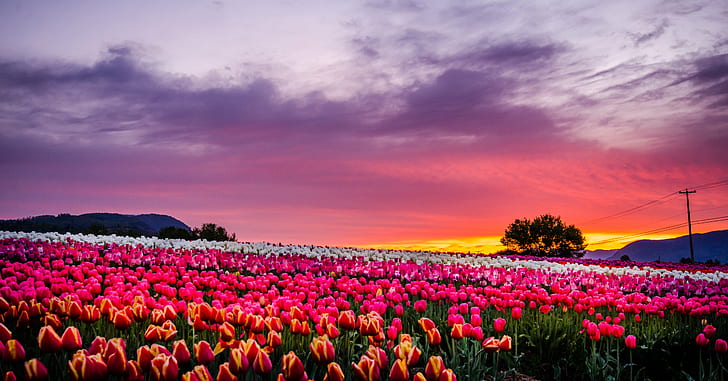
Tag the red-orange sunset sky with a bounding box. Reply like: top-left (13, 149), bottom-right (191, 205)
top-left (1, 1), bottom-right (727, 253)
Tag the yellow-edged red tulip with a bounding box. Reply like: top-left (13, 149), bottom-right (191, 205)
top-left (450, 324), bottom-right (464, 340)
top-left (266, 316), bottom-right (283, 332)
top-left (418, 318), bottom-right (436, 332)
top-left (42, 314), bottom-right (62, 330)
top-left (217, 363), bottom-right (238, 381)
top-left (229, 348), bottom-right (249, 374)
top-left (219, 322), bottom-right (236, 342)
top-left (112, 310), bottom-right (132, 330)
top-left (66, 301), bottom-right (82, 319)
top-left (172, 340), bottom-right (191, 364)
top-left (281, 351), bottom-right (307, 381)
top-left (137, 345), bottom-right (154, 372)
top-left (438, 369), bottom-right (457, 381)
top-left (388, 359), bottom-right (409, 381)
top-left (0, 323), bottom-right (11, 342)
top-left (192, 365), bottom-right (214, 381)
top-left (106, 342), bottom-right (127, 375)
top-left (425, 356), bottom-right (445, 381)
top-left (365, 345), bottom-right (387, 370)
top-left (68, 352), bottom-right (107, 381)
top-left (150, 354), bottom-right (178, 381)
top-left (481, 337), bottom-right (499, 353)
top-left (80, 305), bottom-right (101, 323)
top-left (352, 356), bottom-right (380, 381)
top-left (252, 350), bottom-right (272, 375)
top-left (23, 358), bottom-right (48, 381)
top-left (61, 327), bottom-right (83, 351)
top-left (323, 362), bottom-right (345, 381)
top-left (37, 326), bottom-right (62, 353)
top-left (145, 326), bottom-right (162, 343)
top-left (407, 345), bottom-right (422, 367)
top-left (310, 336), bottom-right (335, 364)
top-left (88, 336), bottom-right (106, 356)
top-left (426, 328), bottom-right (442, 345)
top-left (337, 310), bottom-right (357, 330)
top-left (194, 341), bottom-right (215, 365)
top-left (160, 321), bottom-right (177, 341)
top-left (268, 330), bottom-right (282, 348)
top-left (5, 340), bottom-right (25, 363)
top-left (126, 360), bottom-right (144, 381)
top-left (414, 372), bottom-right (427, 381)
top-left (498, 335), bottom-right (512, 352)
top-left (242, 339), bottom-right (261, 365)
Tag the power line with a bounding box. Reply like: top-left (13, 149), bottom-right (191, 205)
top-left (589, 215), bottom-right (728, 246)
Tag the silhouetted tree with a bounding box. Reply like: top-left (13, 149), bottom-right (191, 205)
top-left (84, 224), bottom-right (109, 235)
top-left (620, 254), bottom-right (631, 261)
top-left (500, 214), bottom-right (586, 258)
top-left (192, 223), bottom-right (236, 242)
top-left (158, 226), bottom-right (194, 240)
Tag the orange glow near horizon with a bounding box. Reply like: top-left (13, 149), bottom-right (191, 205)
top-left (352, 231), bottom-right (689, 254)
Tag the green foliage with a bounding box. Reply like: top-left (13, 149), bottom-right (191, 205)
top-left (192, 222), bottom-right (236, 241)
top-left (500, 214), bottom-right (586, 257)
top-left (158, 226), bottom-right (194, 240)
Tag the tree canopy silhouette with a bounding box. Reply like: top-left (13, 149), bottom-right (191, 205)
top-left (192, 223), bottom-right (236, 242)
top-left (500, 214), bottom-right (586, 257)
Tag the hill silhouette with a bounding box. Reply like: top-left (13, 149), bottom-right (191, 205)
top-left (585, 230), bottom-right (728, 263)
top-left (0, 213), bottom-right (190, 236)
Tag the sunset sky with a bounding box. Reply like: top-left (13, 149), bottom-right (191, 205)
top-left (1, 1), bottom-right (727, 253)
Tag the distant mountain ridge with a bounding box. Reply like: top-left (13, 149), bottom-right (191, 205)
top-left (0, 213), bottom-right (190, 236)
top-left (585, 230), bottom-right (728, 263)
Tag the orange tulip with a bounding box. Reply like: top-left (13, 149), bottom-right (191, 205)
top-left (281, 351), bottom-right (307, 381)
top-left (252, 351), bottom-right (272, 375)
top-left (310, 336), bottom-right (335, 364)
top-left (425, 356), bottom-right (445, 381)
top-left (23, 358), bottom-right (48, 381)
top-left (217, 363), bottom-right (238, 381)
top-left (194, 341), bottom-right (215, 365)
top-left (37, 326), bottom-right (62, 353)
top-left (426, 328), bottom-right (442, 345)
top-left (324, 363), bottom-right (345, 381)
top-left (389, 359), bottom-right (409, 381)
top-left (450, 324), bottom-right (464, 340)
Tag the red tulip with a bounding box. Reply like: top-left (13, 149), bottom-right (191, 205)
top-left (150, 354), bottom-right (178, 381)
top-left (338, 311), bottom-right (358, 330)
top-left (112, 311), bottom-right (132, 330)
top-left (493, 318), bottom-right (506, 333)
top-left (281, 351), bottom-right (307, 381)
top-left (352, 356), bottom-right (380, 381)
top-left (389, 359), bottom-right (408, 381)
top-left (68, 352), bottom-right (107, 381)
top-left (425, 356), bottom-right (445, 381)
top-left (106, 343), bottom-right (128, 375)
top-left (37, 326), bottom-right (62, 353)
top-left (229, 348), bottom-right (249, 374)
top-left (125, 360), bottom-right (144, 381)
top-left (715, 339), bottom-right (728, 353)
top-left (268, 330), bottom-right (282, 348)
top-left (324, 362), bottom-right (345, 381)
top-left (88, 337), bottom-right (107, 356)
top-left (538, 305), bottom-right (551, 314)
top-left (624, 335), bottom-right (637, 350)
top-left (450, 324), bottom-right (464, 340)
top-left (426, 328), bottom-right (442, 345)
top-left (704, 325), bottom-right (717, 339)
top-left (498, 335), bottom-right (512, 351)
top-left (219, 322), bottom-right (236, 342)
top-left (365, 345), bottom-right (388, 369)
top-left (418, 318), bottom-right (436, 332)
top-left (242, 339), bottom-right (261, 365)
top-left (414, 372), bottom-right (427, 381)
top-left (511, 307), bottom-right (523, 320)
top-left (611, 325), bottom-right (625, 339)
top-left (414, 300), bottom-right (427, 313)
top-left (24, 359), bottom-right (48, 381)
top-left (61, 327), bottom-right (83, 351)
top-left (310, 336), bottom-right (335, 364)
top-left (3, 371), bottom-right (15, 381)
top-left (80, 306), bottom-right (101, 323)
top-left (438, 369), bottom-right (457, 381)
top-left (192, 364), bottom-right (213, 381)
top-left (253, 351), bottom-right (272, 375)
top-left (172, 340), bottom-right (191, 364)
top-left (0, 323), bottom-right (11, 342)
top-left (696, 333), bottom-right (710, 347)
top-left (217, 363), bottom-right (238, 381)
top-left (194, 341), bottom-right (215, 365)
top-left (481, 337), bottom-right (499, 353)
top-left (4, 340), bottom-right (25, 362)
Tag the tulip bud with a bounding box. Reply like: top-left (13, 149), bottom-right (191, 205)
top-left (337, 310), bottom-right (358, 330)
top-left (172, 340), bottom-right (191, 364)
top-left (696, 333), bottom-right (710, 347)
top-left (150, 354), bottom-right (178, 381)
top-left (281, 351), bottom-right (307, 381)
top-left (407, 345), bottom-right (422, 367)
top-left (389, 359), bottom-right (409, 381)
top-left (511, 307), bottom-right (523, 320)
top-left (112, 311), bottom-right (132, 330)
top-left (219, 322), bottom-right (236, 342)
top-left (61, 327), bottom-right (83, 351)
top-left (5, 340), bottom-right (25, 362)
top-left (217, 363), bottom-right (238, 381)
top-left (493, 318), bottom-right (506, 333)
top-left (324, 362), bottom-right (345, 381)
top-left (37, 326), bottom-right (62, 353)
top-left (194, 341), bottom-right (215, 365)
top-left (229, 348), bottom-right (249, 374)
top-left (3, 371), bottom-right (16, 381)
top-left (426, 328), bottom-right (442, 345)
top-left (414, 300), bottom-right (427, 313)
top-left (252, 351), bottom-right (272, 375)
top-left (715, 339), bottom-right (728, 353)
top-left (414, 372), bottom-right (427, 381)
top-left (310, 336), bottom-right (335, 364)
top-left (438, 369), bottom-right (457, 381)
top-left (24, 359), bottom-right (48, 381)
top-left (624, 335), bottom-right (637, 350)
top-left (425, 356), bottom-right (445, 381)
top-left (88, 336), bottom-right (107, 356)
top-left (191, 364), bottom-right (213, 381)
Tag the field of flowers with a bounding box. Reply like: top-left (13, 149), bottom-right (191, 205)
top-left (1, 231), bottom-right (727, 381)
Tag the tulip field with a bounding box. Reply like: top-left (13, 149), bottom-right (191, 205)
top-left (1, 231), bottom-right (728, 380)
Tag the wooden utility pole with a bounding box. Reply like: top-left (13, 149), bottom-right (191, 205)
top-left (679, 188), bottom-right (696, 262)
